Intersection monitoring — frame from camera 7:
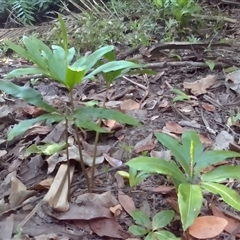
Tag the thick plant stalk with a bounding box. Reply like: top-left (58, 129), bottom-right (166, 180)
top-left (69, 90), bottom-right (91, 192)
top-left (90, 86), bottom-right (109, 192)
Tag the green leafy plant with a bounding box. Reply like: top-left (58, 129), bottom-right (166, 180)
top-left (127, 131), bottom-right (240, 230)
top-left (1, 14), bottom-right (142, 192)
top-left (170, 88), bottom-right (190, 102)
top-left (129, 209), bottom-right (179, 239)
top-left (118, 167), bottom-right (151, 187)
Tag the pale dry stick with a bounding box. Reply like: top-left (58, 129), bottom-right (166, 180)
top-left (122, 76), bottom-right (148, 91)
top-left (193, 14), bottom-right (237, 24)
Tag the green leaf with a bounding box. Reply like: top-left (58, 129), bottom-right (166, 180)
top-left (5, 40), bottom-right (31, 60)
top-left (152, 210), bottom-right (174, 230)
top-left (73, 45), bottom-right (114, 72)
top-left (146, 231), bottom-right (180, 240)
top-left (178, 183), bottom-right (203, 231)
top-left (6, 68), bottom-right (47, 78)
top-left (25, 142), bottom-right (66, 156)
top-left (8, 114), bottom-right (64, 140)
top-left (128, 225), bottom-right (149, 236)
top-left (65, 66), bottom-right (86, 89)
top-left (127, 157), bottom-right (187, 183)
top-left (85, 61), bottom-right (140, 79)
top-left (201, 182), bottom-right (240, 211)
top-left (130, 210), bottom-right (151, 228)
top-left (74, 118), bottom-right (108, 133)
top-left (58, 14), bottom-right (68, 53)
top-left (154, 132), bottom-right (191, 177)
top-left (73, 107), bottom-right (140, 126)
top-left (0, 80), bottom-right (58, 112)
top-left (129, 167), bottom-right (150, 187)
top-left (201, 165), bottom-right (240, 182)
top-left (195, 150), bottom-right (240, 173)
top-left (0, 80), bottom-right (58, 113)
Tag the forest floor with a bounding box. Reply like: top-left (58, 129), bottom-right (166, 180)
top-left (1, 1), bottom-right (240, 240)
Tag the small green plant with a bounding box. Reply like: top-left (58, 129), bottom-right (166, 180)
top-left (118, 167), bottom-right (150, 187)
top-left (0, 14), bottom-right (143, 192)
top-left (170, 88), bottom-right (190, 102)
top-left (127, 131), bottom-right (240, 230)
top-left (129, 209), bottom-right (179, 239)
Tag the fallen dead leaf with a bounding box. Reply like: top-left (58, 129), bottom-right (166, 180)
top-left (165, 121), bottom-right (184, 134)
top-left (183, 75), bottom-right (217, 96)
top-left (82, 141), bottom-right (111, 157)
top-left (118, 191), bottom-right (136, 215)
top-left (30, 178), bottom-right (54, 190)
top-left (90, 218), bottom-right (130, 239)
top-left (213, 130), bottom-right (234, 150)
top-left (110, 204), bottom-right (122, 217)
top-left (211, 204), bottom-right (240, 237)
top-left (189, 216), bottom-right (228, 239)
top-left (114, 172), bottom-right (125, 189)
top-left (151, 185), bottom-right (175, 193)
top-left (202, 103), bottom-right (216, 112)
top-left (0, 214), bottom-right (14, 240)
top-left (225, 70), bottom-right (240, 94)
top-left (121, 99), bottom-right (140, 111)
top-left (199, 133), bottom-right (212, 147)
top-left (104, 153), bottom-right (122, 167)
top-left (134, 133), bottom-right (155, 153)
top-left (150, 150), bottom-right (171, 161)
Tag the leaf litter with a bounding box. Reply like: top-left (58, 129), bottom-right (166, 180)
top-left (2, 12), bottom-right (240, 240)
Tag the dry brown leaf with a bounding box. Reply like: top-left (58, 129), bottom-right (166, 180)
top-left (104, 153), bottom-right (122, 167)
top-left (0, 214), bottom-right (14, 240)
top-left (134, 133), bottom-right (155, 153)
top-left (151, 185), bottom-right (175, 193)
top-left (23, 125), bottom-right (52, 138)
top-left (82, 141), bottom-right (111, 156)
top-left (21, 105), bottom-right (46, 117)
top-left (199, 133), bottom-right (212, 147)
top-left (120, 99), bottom-right (140, 111)
top-left (44, 162), bottom-right (75, 211)
top-left (189, 216), bottom-right (228, 239)
top-left (90, 218), bottom-right (130, 239)
top-left (202, 103), bottom-right (216, 112)
top-left (103, 119), bottom-right (123, 130)
top-left (30, 178), bottom-right (54, 190)
top-left (76, 191), bottom-right (119, 208)
top-left (118, 191), bottom-right (136, 215)
top-left (159, 99), bottom-right (169, 108)
top-left (165, 121), bottom-right (184, 134)
top-left (110, 204), bottom-right (122, 217)
top-left (51, 202), bottom-right (112, 220)
top-left (183, 75), bottom-right (217, 96)
top-left (0, 150), bottom-right (7, 158)
top-left (150, 150), bottom-right (171, 161)
top-left (211, 204), bottom-right (240, 237)
top-left (114, 172), bottom-right (125, 188)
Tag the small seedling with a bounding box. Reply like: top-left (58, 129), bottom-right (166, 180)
top-left (170, 88), bottom-right (190, 102)
top-left (205, 60), bottom-right (215, 71)
top-left (129, 209), bottom-right (179, 239)
top-left (118, 167), bottom-right (150, 187)
top-left (127, 131), bottom-right (240, 230)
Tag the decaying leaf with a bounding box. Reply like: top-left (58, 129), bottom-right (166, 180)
top-left (118, 191), bottom-right (136, 215)
top-left (189, 216), bottom-right (227, 239)
top-left (183, 75), bottom-right (217, 96)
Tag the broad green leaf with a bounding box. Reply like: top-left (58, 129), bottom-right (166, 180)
top-left (25, 142), bottom-right (66, 156)
top-left (58, 14), bottom-right (68, 53)
top-left (130, 210), bottom-right (151, 228)
top-left (85, 60), bottom-right (140, 79)
top-left (74, 119), bottom-right (108, 133)
top-left (201, 182), bottom-right (240, 211)
top-left (23, 37), bottom-right (48, 70)
top-left (5, 40), bottom-right (31, 60)
top-left (128, 225), bottom-right (149, 236)
top-left (146, 231), bottom-right (179, 240)
top-left (65, 66), bottom-right (86, 89)
top-left (8, 114), bottom-right (64, 140)
top-left (195, 150), bottom-right (240, 173)
top-left (178, 183), bottom-right (202, 231)
top-left (72, 45), bottom-right (114, 72)
top-left (201, 165), bottom-right (240, 182)
top-left (6, 68), bottom-right (48, 78)
top-left (67, 47), bottom-right (75, 63)
top-left (103, 49), bottom-right (116, 61)
top-left (154, 133), bottom-right (191, 177)
top-left (152, 210), bottom-right (174, 230)
top-left (127, 157), bottom-right (187, 183)
top-left (129, 167), bottom-right (150, 187)
top-left (0, 80), bottom-right (58, 113)
top-left (73, 107), bottom-right (140, 126)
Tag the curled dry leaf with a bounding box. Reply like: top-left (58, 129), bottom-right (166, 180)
top-left (183, 75), bottom-right (217, 96)
top-left (134, 133), bottom-right (155, 153)
top-left (118, 191), bottom-right (136, 215)
top-left (189, 216), bottom-right (228, 239)
top-left (151, 185), bottom-right (175, 193)
top-left (110, 204), bottom-right (123, 217)
top-left (202, 103), bottom-right (216, 112)
top-left (104, 153), bottom-right (122, 167)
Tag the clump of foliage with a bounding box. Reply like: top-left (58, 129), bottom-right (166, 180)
top-left (127, 131), bottom-right (240, 230)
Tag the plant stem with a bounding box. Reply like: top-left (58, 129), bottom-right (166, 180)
top-left (69, 90), bottom-right (91, 192)
top-left (91, 86), bottom-right (109, 192)
top-left (65, 117), bottom-right (71, 200)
